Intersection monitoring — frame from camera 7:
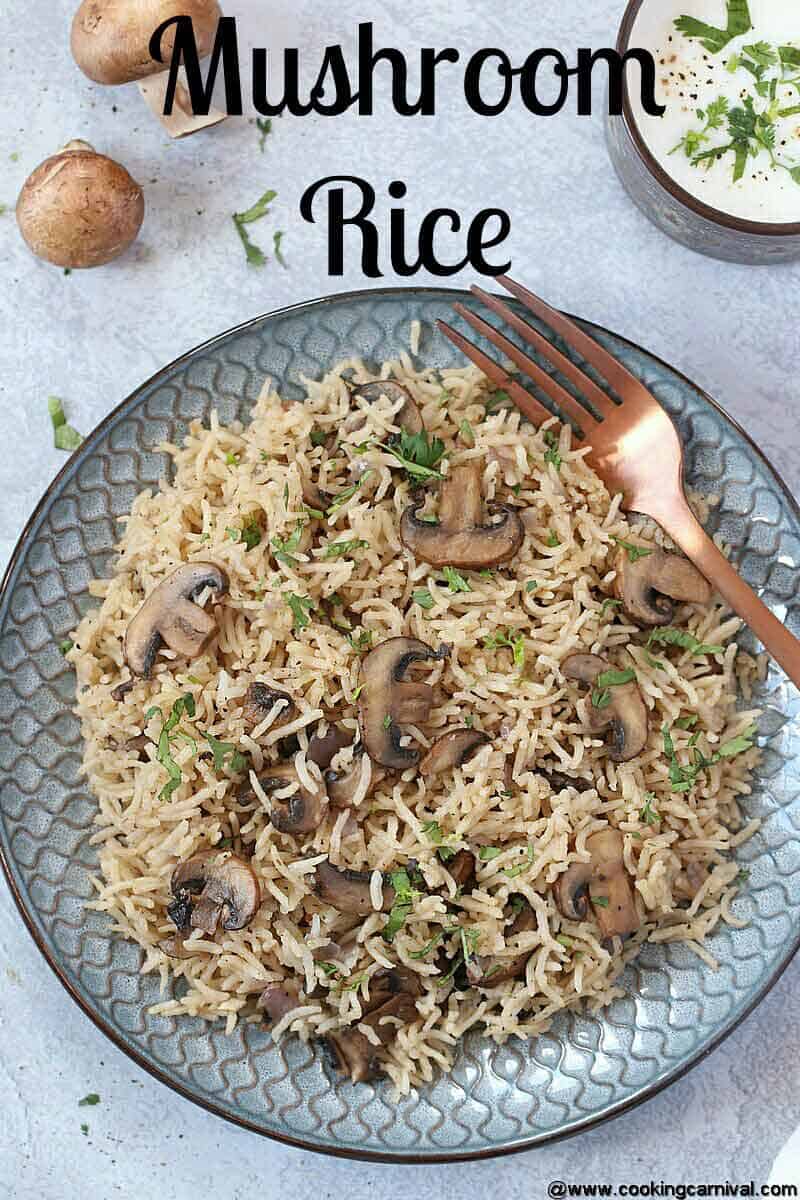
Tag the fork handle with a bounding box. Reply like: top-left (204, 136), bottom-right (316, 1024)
top-left (655, 501), bottom-right (800, 691)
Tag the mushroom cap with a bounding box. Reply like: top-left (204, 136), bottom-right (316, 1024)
top-left (613, 543), bottom-right (712, 627)
top-left (16, 140), bottom-right (144, 269)
top-left (257, 763), bottom-right (329, 836)
top-left (312, 860), bottom-right (392, 916)
top-left (358, 637), bottom-right (448, 770)
top-left (241, 682), bottom-right (294, 731)
top-left (400, 462), bottom-right (524, 569)
top-left (561, 653), bottom-right (648, 763)
top-left (71, 0), bottom-right (222, 85)
top-left (553, 861), bottom-right (593, 921)
top-left (419, 728), bottom-right (489, 777)
top-left (351, 381), bottom-right (424, 435)
top-left (585, 829), bottom-right (641, 938)
top-left (124, 561), bottom-right (228, 677)
top-left (170, 848), bottom-right (260, 932)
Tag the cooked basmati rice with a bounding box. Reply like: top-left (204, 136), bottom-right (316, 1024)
top-left (70, 343), bottom-right (762, 1094)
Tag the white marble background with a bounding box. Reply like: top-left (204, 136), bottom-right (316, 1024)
top-left (1, 1), bottom-right (799, 1196)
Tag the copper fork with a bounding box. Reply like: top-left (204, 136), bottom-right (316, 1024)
top-left (438, 275), bottom-right (800, 690)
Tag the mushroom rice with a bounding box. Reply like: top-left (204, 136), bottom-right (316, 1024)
top-left (70, 335), bottom-right (764, 1094)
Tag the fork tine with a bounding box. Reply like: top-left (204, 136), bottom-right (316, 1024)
top-left (453, 302), bottom-right (596, 435)
top-left (436, 320), bottom-right (559, 431)
top-left (470, 286), bottom-right (618, 421)
top-left (497, 275), bottom-right (647, 400)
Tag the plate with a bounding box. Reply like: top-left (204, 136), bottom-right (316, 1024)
top-left (1, 287), bottom-right (799, 1162)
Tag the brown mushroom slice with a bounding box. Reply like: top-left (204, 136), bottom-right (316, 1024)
top-left (325, 990), bottom-right (419, 1084)
top-left (553, 862), bottom-right (594, 921)
top-left (561, 653), bottom-right (648, 763)
top-left (170, 849), bottom-right (260, 935)
top-left (124, 562), bottom-right (229, 678)
top-left (419, 729), bottom-right (490, 777)
top-left (358, 637), bottom-right (449, 770)
top-left (307, 726), bottom-right (352, 771)
top-left (613, 542), bottom-right (712, 627)
top-left (445, 849), bottom-right (477, 891)
top-left (585, 829), bottom-right (640, 938)
top-left (540, 770), bottom-right (593, 795)
top-left (468, 902), bottom-right (537, 988)
top-left (325, 748), bottom-right (381, 809)
top-left (366, 966), bottom-right (423, 1006)
top-left (242, 683), bottom-right (294, 732)
top-left (351, 380), bottom-right (424, 435)
top-left (259, 983), bottom-right (301, 1024)
top-left (301, 472), bottom-right (330, 514)
top-left (312, 861), bottom-right (393, 916)
top-left (674, 861), bottom-right (709, 902)
top-left (400, 462), bottom-right (524, 569)
top-left (257, 763), bottom-right (328, 836)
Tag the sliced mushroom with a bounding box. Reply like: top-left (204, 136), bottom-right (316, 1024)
top-left (159, 933), bottom-right (196, 960)
top-left (111, 679), bottom-right (134, 702)
top-left (242, 682), bottom-right (294, 732)
top-left (358, 637), bottom-right (449, 770)
top-left (468, 902), bottom-right (537, 988)
top-left (539, 770), bottom-right (593, 795)
top-left (307, 726), bottom-right (352, 771)
top-left (445, 849), bottom-right (476, 891)
top-left (325, 747), bottom-right (381, 808)
top-left (311, 861), bottom-right (392, 916)
top-left (325, 969), bottom-right (420, 1083)
top-left (301, 472), bottom-right (330, 514)
top-left (351, 380), bottom-right (424, 435)
top-left (561, 653), bottom-right (648, 763)
top-left (400, 461), bottom-right (524, 569)
top-left (419, 729), bottom-right (489, 777)
top-left (585, 829), bottom-right (640, 938)
top-left (123, 733), bottom-right (150, 761)
top-left (254, 763), bottom-right (328, 836)
top-left (613, 542), bottom-right (712, 627)
top-left (674, 861), bottom-right (709, 902)
top-left (169, 849), bottom-right (260, 935)
top-left (259, 983), bottom-right (301, 1024)
top-left (125, 563), bottom-right (229, 678)
top-left (553, 862), bottom-right (594, 921)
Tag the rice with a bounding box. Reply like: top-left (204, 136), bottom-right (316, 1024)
top-left (70, 344), bottom-right (761, 1095)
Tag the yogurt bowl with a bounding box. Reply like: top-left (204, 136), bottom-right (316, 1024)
top-left (607, 0), bottom-right (800, 263)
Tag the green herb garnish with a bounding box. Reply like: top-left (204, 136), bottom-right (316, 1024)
top-left (327, 470), bottom-right (373, 514)
top-left (232, 188), bottom-right (277, 267)
top-left (591, 668), bottom-right (636, 710)
top-left (675, 0), bottom-right (752, 55)
top-left (203, 733), bottom-right (247, 774)
top-left (459, 419), bottom-right (475, 446)
top-left (412, 587), bottom-right (434, 610)
top-left (662, 722), bottom-right (756, 793)
top-left (504, 844), bottom-right (534, 878)
top-left (442, 566), bottom-right (472, 594)
top-left (146, 695), bottom-right (196, 802)
top-left (383, 869), bottom-right (417, 942)
top-left (48, 396), bottom-right (84, 452)
top-left (377, 429), bottom-right (446, 483)
top-left (324, 538), bottom-right (369, 559)
top-left (272, 522), bottom-right (303, 566)
top-left (647, 627), bottom-right (724, 656)
top-left (78, 1094), bottom-right (100, 1108)
top-left (284, 592), bottom-right (314, 631)
top-left (241, 517), bottom-right (262, 551)
top-left (59, 639), bottom-right (74, 656)
top-left (612, 536), bottom-right (653, 564)
top-left (479, 846), bottom-right (502, 861)
top-left (591, 895), bottom-right (610, 908)
top-left (483, 629), bottom-right (526, 674)
top-left (546, 530), bottom-right (560, 548)
top-left (544, 430), bottom-right (562, 471)
top-left (640, 793), bottom-right (659, 825)
top-left (256, 117), bottom-right (272, 151)
top-left (347, 628), bottom-right (373, 653)
top-left (601, 597), bottom-right (622, 616)
top-left (409, 927), bottom-right (459, 960)
top-left (484, 389), bottom-right (512, 415)
top-left (670, 95), bottom-right (730, 158)
top-left (675, 714), bottom-right (699, 730)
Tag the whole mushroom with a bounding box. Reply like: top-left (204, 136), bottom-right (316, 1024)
top-left (71, 0), bottom-right (226, 138)
top-left (613, 540), bottom-right (712, 626)
top-left (168, 848), bottom-right (260, 935)
top-left (16, 140), bottom-right (144, 269)
top-left (561, 653), bottom-right (648, 763)
top-left (124, 562), bottom-right (229, 678)
top-left (358, 637), bottom-right (449, 770)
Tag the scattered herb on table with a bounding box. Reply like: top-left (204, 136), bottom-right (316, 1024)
top-left (48, 396), bottom-right (84, 452)
top-left (80, 1123), bottom-right (89, 1136)
top-left (273, 231), bottom-right (287, 267)
top-left (78, 1094), bottom-right (100, 1107)
top-left (232, 188), bottom-right (277, 267)
top-left (256, 117), bottom-right (272, 151)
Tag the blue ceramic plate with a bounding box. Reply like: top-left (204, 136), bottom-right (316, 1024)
top-left (1, 288), bottom-right (799, 1162)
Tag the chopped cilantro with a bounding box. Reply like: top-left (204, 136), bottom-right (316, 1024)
top-left (591, 668), bottom-right (636, 710)
top-left (647, 627), bottom-right (724, 656)
top-left (412, 587), bottom-right (434, 610)
top-left (484, 389), bottom-right (511, 415)
top-left (351, 684), bottom-right (364, 701)
top-left (591, 895), bottom-right (610, 908)
top-left (225, 451), bottom-right (239, 466)
top-left (232, 188), bottom-right (277, 267)
top-left (735, 867), bottom-right (751, 887)
top-left (273, 231), bottom-right (287, 267)
top-left (526, 581), bottom-right (539, 594)
top-left (377, 429), bottom-right (446, 483)
top-left (317, 961), bottom-right (339, 977)
top-left (612, 536), bottom-right (653, 564)
top-left (284, 592), bottom-right (314, 631)
top-left (601, 597), bottom-right (622, 616)
top-left (324, 538), bottom-right (369, 559)
top-left (78, 1094), bottom-right (100, 1107)
top-left (674, 1), bottom-right (752, 55)
top-left (483, 629), bottom-right (525, 674)
top-left (347, 628), bottom-right (373, 653)
top-left (146, 695), bottom-right (196, 802)
top-left (544, 430), bottom-right (562, 470)
top-left (479, 846), bottom-right (501, 861)
top-left (272, 522), bottom-right (303, 566)
top-left (640, 793), bottom-right (659, 825)
top-left (310, 428), bottom-right (329, 447)
top-left (421, 819), bottom-right (443, 845)
top-left (409, 927), bottom-right (459, 960)
top-left (80, 1123), bottom-right (89, 1136)
top-left (382, 713), bottom-right (392, 730)
top-left (662, 722), bottom-right (756, 793)
top-left (504, 844), bottom-right (534, 878)
top-left (556, 934), bottom-right (574, 948)
top-left (241, 517), bottom-right (262, 551)
top-left (442, 566), bottom-right (472, 594)
top-left (383, 869), bottom-right (417, 942)
top-left (203, 733), bottom-right (247, 774)
top-left (48, 396), bottom-right (84, 452)
top-left (546, 530), bottom-right (560, 547)
top-left (459, 419), bottom-right (475, 445)
top-left (675, 714), bottom-right (699, 730)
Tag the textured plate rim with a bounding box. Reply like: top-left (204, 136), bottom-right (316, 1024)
top-left (1, 285), bottom-right (799, 1163)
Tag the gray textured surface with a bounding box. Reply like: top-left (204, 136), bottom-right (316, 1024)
top-left (1, 0), bottom-right (799, 1196)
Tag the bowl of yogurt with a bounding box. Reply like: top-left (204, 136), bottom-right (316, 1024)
top-left (607, 0), bottom-right (800, 263)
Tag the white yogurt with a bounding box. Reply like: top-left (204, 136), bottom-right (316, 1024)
top-left (630, 0), bottom-right (800, 223)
